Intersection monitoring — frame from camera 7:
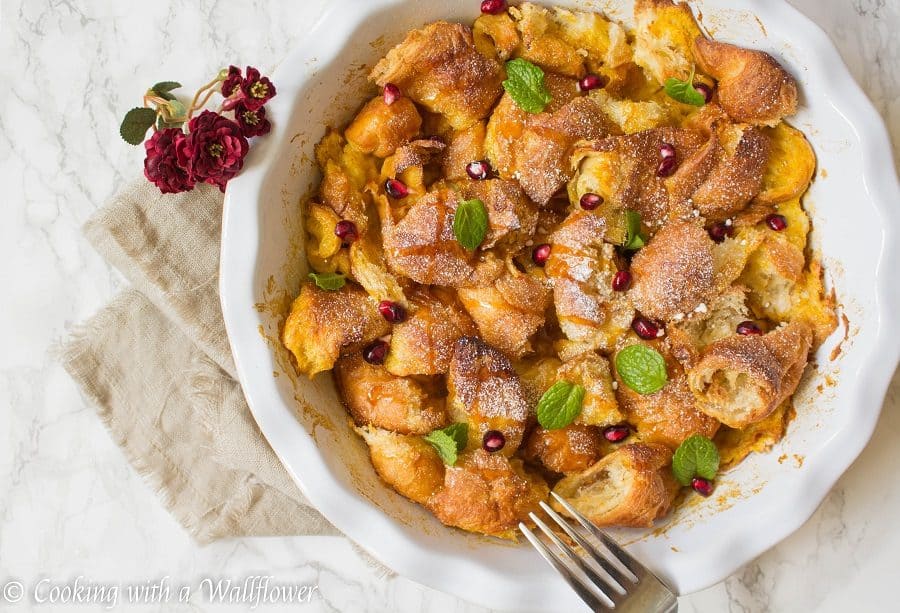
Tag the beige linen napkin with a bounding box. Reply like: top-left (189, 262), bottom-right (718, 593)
top-left (60, 179), bottom-right (340, 543)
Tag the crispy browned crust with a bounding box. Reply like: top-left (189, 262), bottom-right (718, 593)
top-left (442, 122), bottom-right (486, 181)
top-left (320, 161), bottom-right (370, 233)
top-left (521, 424), bottom-right (605, 474)
top-left (687, 320), bottom-right (813, 428)
top-left (282, 283), bottom-right (390, 377)
top-left (370, 22), bottom-right (504, 129)
top-left (690, 125), bottom-right (771, 219)
top-left (457, 270), bottom-right (550, 359)
top-left (552, 443), bottom-right (678, 528)
top-left (668, 284), bottom-right (751, 368)
top-left (575, 127), bottom-right (706, 227)
top-left (385, 287), bottom-right (477, 376)
top-left (336, 353), bottom-right (449, 435)
top-left (381, 187), bottom-right (504, 287)
top-left (390, 138), bottom-right (446, 175)
top-left (457, 178), bottom-right (539, 250)
top-left (630, 220), bottom-right (715, 321)
top-left (693, 37), bottom-right (798, 126)
top-left (357, 426), bottom-right (446, 505)
top-left (517, 97), bottom-right (619, 205)
top-left (447, 336), bottom-right (531, 455)
top-left (344, 96), bottom-right (423, 158)
top-left (427, 450), bottom-right (548, 538)
top-left (616, 356), bottom-right (720, 449)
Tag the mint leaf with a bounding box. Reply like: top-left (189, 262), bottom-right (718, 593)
top-left (453, 198), bottom-right (489, 251)
top-left (536, 381), bottom-right (585, 430)
top-left (425, 423), bottom-right (469, 465)
top-left (623, 210), bottom-right (646, 250)
top-left (672, 434), bottom-right (720, 486)
top-left (119, 107), bottom-right (157, 145)
top-left (664, 66), bottom-right (706, 107)
top-left (150, 81), bottom-right (182, 101)
top-left (308, 272), bottom-right (346, 291)
top-left (503, 58), bottom-right (552, 114)
top-left (615, 344), bottom-right (667, 395)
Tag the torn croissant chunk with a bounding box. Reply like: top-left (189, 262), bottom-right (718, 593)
top-left (687, 320), bottom-right (813, 428)
top-left (552, 443), bottom-right (679, 528)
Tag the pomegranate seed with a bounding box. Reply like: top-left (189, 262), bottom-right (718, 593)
top-left (480, 0), bottom-right (506, 14)
top-left (580, 192), bottom-right (604, 210)
top-left (383, 83), bottom-right (401, 105)
top-left (532, 243), bottom-right (551, 266)
top-left (766, 214), bottom-right (788, 231)
top-left (659, 143), bottom-right (676, 159)
top-left (334, 220), bottom-right (359, 244)
top-left (603, 425), bottom-right (630, 443)
top-left (632, 315), bottom-right (662, 340)
top-left (691, 477), bottom-right (714, 497)
top-left (694, 82), bottom-right (714, 104)
top-left (384, 178), bottom-right (409, 199)
top-left (707, 222), bottom-right (734, 243)
top-left (362, 340), bottom-right (389, 365)
top-left (656, 156), bottom-right (677, 177)
top-left (736, 320), bottom-right (763, 336)
top-left (612, 270), bottom-right (632, 292)
top-left (482, 429), bottom-right (506, 452)
top-left (466, 160), bottom-right (491, 180)
top-left (378, 300), bottom-right (406, 323)
top-left (578, 73), bottom-right (605, 92)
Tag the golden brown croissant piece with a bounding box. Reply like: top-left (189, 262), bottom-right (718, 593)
top-left (693, 37), bottom-right (799, 126)
top-left (484, 73), bottom-right (580, 180)
top-left (521, 424), bottom-right (605, 474)
top-left (380, 186), bottom-right (504, 287)
top-left (553, 443), bottom-right (678, 527)
top-left (344, 95), bottom-right (423, 158)
top-left (389, 138), bottom-right (446, 175)
top-left (571, 127), bottom-right (706, 228)
top-left (517, 97), bottom-right (619, 205)
top-left (473, 12), bottom-right (520, 62)
top-left (442, 121), bottom-right (487, 181)
top-left (357, 426), bottom-right (445, 505)
top-left (667, 284), bottom-right (751, 368)
top-left (447, 336), bottom-right (531, 455)
top-left (615, 352), bottom-right (719, 448)
top-left (687, 320), bottom-right (813, 428)
top-left (426, 450), bottom-right (548, 539)
top-left (629, 220), bottom-right (715, 322)
top-left (556, 352), bottom-right (624, 427)
top-left (370, 22), bottom-right (504, 129)
top-left (457, 270), bottom-right (550, 359)
top-left (282, 283), bottom-right (390, 377)
top-left (633, 0), bottom-right (703, 84)
top-left (457, 178), bottom-right (539, 250)
top-left (336, 353), bottom-right (449, 435)
top-left (385, 287), bottom-right (477, 376)
top-left (753, 122), bottom-right (816, 206)
top-left (546, 209), bottom-right (634, 353)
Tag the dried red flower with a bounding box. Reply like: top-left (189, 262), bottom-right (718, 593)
top-left (176, 110), bottom-right (249, 192)
top-left (240, 66), bottom-right (276, 111)
top-left (143, 128), bottom-right (194, 194)
top-left (234, 102), bottom-right (271, 138)
top-left (221, 65), bottom-right (243, 97)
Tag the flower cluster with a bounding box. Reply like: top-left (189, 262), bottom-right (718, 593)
top-left (121, 66), bottom-right (277, 194)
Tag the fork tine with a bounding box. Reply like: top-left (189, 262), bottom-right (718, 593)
top-left (529, 512), bottom-right (625, 605)
top-left (519, 523), bottom-right (613, 612)
top-left (550, 492), bottom-right (645, 579)
top-left (538, 501), bottom-right (636, 587)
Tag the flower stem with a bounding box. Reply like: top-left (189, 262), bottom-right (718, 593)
top-left (186, 75), bottom-right (224, 119)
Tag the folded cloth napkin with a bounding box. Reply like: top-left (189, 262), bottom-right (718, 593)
top-left (60, 179), bottom-right (341, 543)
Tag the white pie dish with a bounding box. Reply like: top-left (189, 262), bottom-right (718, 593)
top-left (219, 0), bottom-right (900, 610)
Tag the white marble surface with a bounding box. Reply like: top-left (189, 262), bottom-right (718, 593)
top-left (1, 1), bottom-right (898, 611)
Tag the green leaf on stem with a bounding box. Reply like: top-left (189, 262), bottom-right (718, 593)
top-left (120, 107), bottom-right (157, 145)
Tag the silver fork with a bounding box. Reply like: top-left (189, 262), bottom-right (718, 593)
top-left (519, 492), bottom-right (678, 612)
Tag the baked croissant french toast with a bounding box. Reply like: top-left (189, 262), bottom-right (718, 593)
top-left (282, 0), bottom-right (837, 539)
